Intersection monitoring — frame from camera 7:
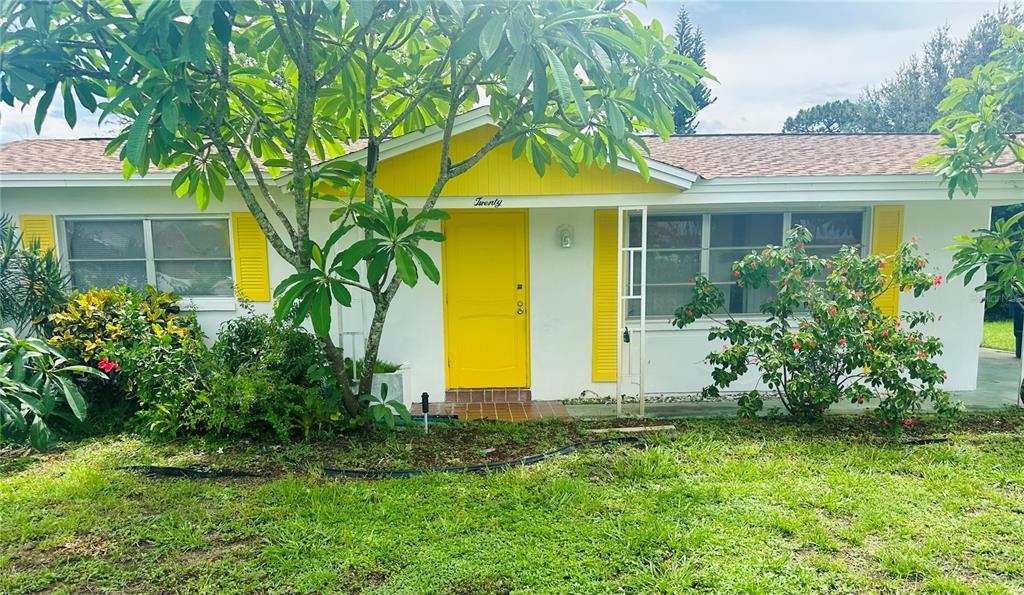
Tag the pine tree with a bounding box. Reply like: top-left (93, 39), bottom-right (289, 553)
top-left (672, 7), bottom-right (714, 134)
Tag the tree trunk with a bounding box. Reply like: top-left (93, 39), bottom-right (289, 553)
top-left (320, 337), bottom-right (364, 418)
top-left (357, 284), bottom-right (397, 397)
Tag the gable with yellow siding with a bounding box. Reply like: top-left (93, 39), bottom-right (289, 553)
top-left (371, 125), bottom-right (675, 197)
top-left (871, 205), bottom-right (904, 318)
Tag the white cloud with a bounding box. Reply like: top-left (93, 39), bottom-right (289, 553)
top-left (637, 1), bottom-right (1001, 132)
top-left (0, 95), bottom-right (108, 142)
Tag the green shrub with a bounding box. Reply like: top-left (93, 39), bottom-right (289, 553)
top-left (202, 313), bottom-right (350, 441)
top-left (0, 328), bottom-right (103, 451)
top-left (46, 291), bottom-right (384, 441)
top-left (115, 330), bottom-right (214, 437)
top-left (675, 226), bottom-right (956, 429)
top-left (213, 311), bottom-right (331, 389)
top-left (48, 285), bottom-right (202, 366)
top-left (0, 215), bottom-right (69, 337)
top-left (48, 286), bottom-right (208, 436)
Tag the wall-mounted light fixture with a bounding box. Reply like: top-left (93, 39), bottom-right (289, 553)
top-left (557, 224), bottom-right (574, 249)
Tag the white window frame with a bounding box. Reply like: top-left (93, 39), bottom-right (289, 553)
top-left (627, 207), bottom-right (870, 321)
top-left (57, 215), bottom-right (237, 312)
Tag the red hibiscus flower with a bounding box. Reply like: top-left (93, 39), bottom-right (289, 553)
top-left (97, 358), bottom-right (121, 373)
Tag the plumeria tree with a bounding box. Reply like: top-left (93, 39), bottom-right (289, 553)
top-left (674, 227), bottom-right (955, 429)
top-left (920, 23), bottom-right (1024, 404)
top-left (919, 23), bottom-right (1023, 196)
top-left (0, 0), bottom-right (708, 418)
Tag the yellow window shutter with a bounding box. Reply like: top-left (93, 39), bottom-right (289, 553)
top-left (19, 215), bottom-right (56, 254)
top-left (592, 209), bottom-right (619, 382)
top-left (871, 205), bottom-right (904, 318)
top-left (231, 212), bottom-right (271, 302)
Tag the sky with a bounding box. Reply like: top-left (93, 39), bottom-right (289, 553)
top-left (635, 0), bottom-right (1002, 133)
top-left (0, 0), bottom-right (1005, 141)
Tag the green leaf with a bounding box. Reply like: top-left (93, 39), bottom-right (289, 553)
top-left (28, 417), bottom-right (52, 451)
top-left (367, 250), bottom-right (391, 285)
top-left (113, 37), bottom-right (162, 72)
top-left (329, 278), bottom-right (352, 307)
top-left (479, 15), bottom-right (506, 61)
top-left (539, 44), bottom-right (588, 120)
top-left (310, 286), bottom-right (332, 337)
top-left (607, 101), bottom-right (625, 138)
top-left (273, 270), bottom-right (320, 298)
top-left (11, 350), bottom-right (26, 382)
top-left (348, 0), bottom-right (374, 26)
top-left (56, 377), bottom-right (87, 422)
top-left (180, 0), bottom-right (203, 16)
top-left (311, 242), bottom-right (325, 270)
top-left (339, 238), bottom-right (381, 269)
top-left (408, 244), bottom-right (440, 284)
top-left (322, 224), bottom-right (353, 256)
top-left (394, 246), bottom-right (418, 286)
top-left (161, 98), bottom-right (179, 133)
top-left (61, 83), bottom-right (77, 128)
top-left (125, 97), bottom-right (159, 167)
top-left (207, 168), bottom-right (225, 201)
top-left (212, 7), bottom-right (232, 44)
top-left (274, 282), bottom-right (312, 323)
top-left (34, 84), bottom-right (56, 134)
top-left (72, 80), bottom-right (99, 112)
top-left (506, 49), bottom-right (531, 93)
top-left (532, 51), bottom-right (548, 119)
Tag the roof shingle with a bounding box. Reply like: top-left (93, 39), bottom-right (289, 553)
top-left (0, 138), bottom-right (123, 174)
top-left (1, 133), bottom-right (1019, 179)
top-left (644, 133), bottom-right (1019, 178)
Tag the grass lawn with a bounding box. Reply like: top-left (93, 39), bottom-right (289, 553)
top-left (983, 320), bottom-right (1016, 352)
top-left (3, 414), bottom-right (1024, 594)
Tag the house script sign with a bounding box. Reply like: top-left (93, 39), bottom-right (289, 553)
top-left (473, 196), bottom-right (503, 208)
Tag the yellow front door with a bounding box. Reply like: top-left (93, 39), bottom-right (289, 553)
top-left (442, 210), bottom-right (530, 388)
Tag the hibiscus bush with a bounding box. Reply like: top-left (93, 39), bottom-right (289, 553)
top-left (673, 226), bottom-right (956, 429)
top-left (47, 286), bottom-right (209, 432)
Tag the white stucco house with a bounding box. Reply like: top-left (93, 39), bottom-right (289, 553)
top-left (2, 110), bottom-right (1022, 405)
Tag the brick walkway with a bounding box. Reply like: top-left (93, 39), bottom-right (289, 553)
top-left (412, 401), bottom-right (570, 422)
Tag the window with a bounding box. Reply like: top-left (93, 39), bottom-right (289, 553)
top-left (709, 213), bottom-right (783, 314)
top-left (627, 215), bottom-right (701, 317)
top-left (64, 218), bottom-right (234, 297)
top-left (628, 210), bottom-right (865, 317)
